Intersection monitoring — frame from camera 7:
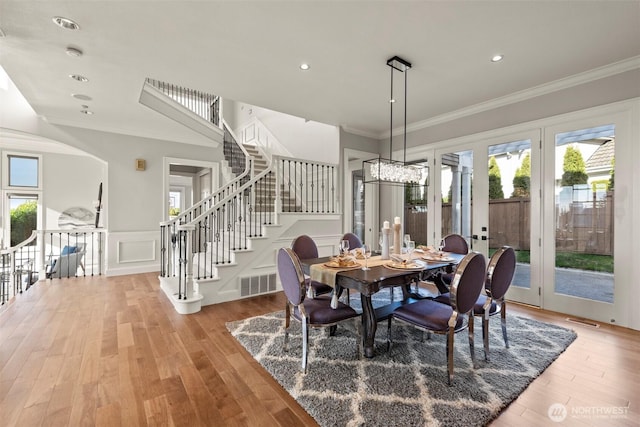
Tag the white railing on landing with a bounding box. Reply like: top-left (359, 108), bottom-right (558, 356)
top-left (1, 229), bottom-right (106, 305)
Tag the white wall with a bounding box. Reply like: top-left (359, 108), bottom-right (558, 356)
top-left (230, 101), bottom-right (339, 164)
top-left (42, 152), bottom-right (105, 230)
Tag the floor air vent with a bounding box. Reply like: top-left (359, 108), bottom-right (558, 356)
top-left (240, 273), bottom-right (277, 297)
top-left (566, 317), bottom-right (600, 328)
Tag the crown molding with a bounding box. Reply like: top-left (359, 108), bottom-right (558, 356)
top-left (381, 56), bottom-right (640, 140)
top-left (339, 124), bottom-right (380, 140)
top-left (0, 127), bottom-right (90, 156)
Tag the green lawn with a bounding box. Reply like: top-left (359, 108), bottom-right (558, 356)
top-left (491, 249), bottom-right (613, 273)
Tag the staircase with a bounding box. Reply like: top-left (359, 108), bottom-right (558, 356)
top-left (144, 78), bottom-right (339, 314)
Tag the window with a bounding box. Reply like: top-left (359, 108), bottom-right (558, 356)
top-left (8, 155), bottom-right (39, 188)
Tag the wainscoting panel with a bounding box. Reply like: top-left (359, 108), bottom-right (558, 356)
top-left (106, 231), bottom-right (160, 276)
top-left (117, 239), bottom-right (156, 263)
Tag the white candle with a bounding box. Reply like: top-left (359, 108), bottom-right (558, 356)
top-left (383, 221), bottom-right (390, 229)
top-left (394, 216), bottom-right (401, 224)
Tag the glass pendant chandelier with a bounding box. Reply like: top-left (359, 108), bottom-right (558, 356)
top-left (363, 56), bottom-right (429, 186)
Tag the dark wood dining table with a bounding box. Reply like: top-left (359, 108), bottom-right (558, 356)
top-left (300, 253), bottom-right (464, 358)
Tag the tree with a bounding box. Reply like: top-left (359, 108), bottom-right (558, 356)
top-left (608, 157), bottom-right (615, 191)
top-left (10, 200), bottom-right (37, 246)
top-left (561, 145), bottom-right (588, 186)
top-left (488, 156), bottom-right (504, 199)
top-left (512, 152), bottom-right (531, 197)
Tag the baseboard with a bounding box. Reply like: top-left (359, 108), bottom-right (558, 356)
top-left (105, 264), bottom-right (160, 277)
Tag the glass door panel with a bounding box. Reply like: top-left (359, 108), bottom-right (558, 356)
top-left (486, 138), bottom-right (540, 306)
top-left (352, 169), bottom-right (365, 243)
top-left (440, 150), bottom-right (473, 250)
top-left (553, 125), bottom-right (615, 303)
top-left (543, 121), bottom-right (617, 323)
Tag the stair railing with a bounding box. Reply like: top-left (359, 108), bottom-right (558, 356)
top-left (276, 156), bottom-right (338, 214)
top-left (145, 78), bottom-right (221, 127)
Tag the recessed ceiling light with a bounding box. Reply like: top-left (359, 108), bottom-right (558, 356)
top-left (52, 16), bottom-right (80, 30)
top-left (72, 93), bottom-right (92, 101)
top-left (300, 63), bottom-right (310, 71)
top-left (491, 54), bottom-right (504, 62)
top-left (80, 109), bottom-right (93, 115)
top-left (69, 74), bottom-right (89, 82)
top-left (66, 46), bottom-right (83, 57)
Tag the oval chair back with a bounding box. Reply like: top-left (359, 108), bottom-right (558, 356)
top-left (341, 232), bottom-right (363, 249)
top-left (443, 234), bottom-right (469, 255)
top-left (486, 246), bottom-right (516, 300)
top-left (277, 248), bottom-right (305, 306)
top-left (291, 235), bottom-right (318, 260)
top-left (449, 251), bottom-right (487, 314)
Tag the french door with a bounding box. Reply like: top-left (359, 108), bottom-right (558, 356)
top-left (434, 129), bottom-right (542, 307)
top-left (542, 117), bottom-right (620, 323)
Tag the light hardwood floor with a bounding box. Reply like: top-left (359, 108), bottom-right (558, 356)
top-left (0, 273), bottom-right (638, 426)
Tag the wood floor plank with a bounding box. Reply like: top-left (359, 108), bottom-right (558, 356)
top-left (1, 273), bottom-right (638, 427)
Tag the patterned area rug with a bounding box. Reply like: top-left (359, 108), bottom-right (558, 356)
top-left (227, 293), bottom-right (576, 427)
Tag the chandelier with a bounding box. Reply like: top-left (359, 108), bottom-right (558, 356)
top-left (363, 56), bottom-right (428, 186)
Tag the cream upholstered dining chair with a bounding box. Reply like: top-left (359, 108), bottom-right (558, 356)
top-left (277, 248), bottom-right (360, 373)
top-left (433, 246), bottom-right (516, 361)
top-left (290, 235), bottom-right (333, 298)
top-left (388, 251), bottom-right (486, 385)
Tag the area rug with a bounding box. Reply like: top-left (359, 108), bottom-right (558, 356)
top-left (226, 293), bottom-right (576, 427)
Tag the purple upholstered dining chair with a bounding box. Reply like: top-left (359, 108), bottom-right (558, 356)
top-left (277, 248), bottom-right (360, 373)
top-left (442, 233), bottom-right (469, 254)
top-left (341, 232), bottom-right (363, 250)
top-left (432, 233), bottom-right (470, 293)
top-left (388, 251), bottom-right (486, 385)
top-left (433, 246), bottom-right (516, 360)
top-left (291, 235), bottom-right (333, 298)
top-left (476, 246), bottom-right (516, 359)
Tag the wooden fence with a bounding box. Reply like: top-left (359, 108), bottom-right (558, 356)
top-left (405, 191), bottom-right (613, 255)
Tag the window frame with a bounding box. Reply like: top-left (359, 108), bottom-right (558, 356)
top-left (3, 151), bottom-right (43, 190)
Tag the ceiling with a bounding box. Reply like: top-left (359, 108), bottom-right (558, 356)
top-left (1, 1), bottom-right (639, 144)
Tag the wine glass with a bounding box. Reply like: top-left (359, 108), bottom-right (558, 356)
top-left (403, 234), bottom-right (411, 253)
top-left (340, 239), bottom-right (350, 256)
top-left (362, 244), bottom-right (372, 270)
top-left (406, 240), bottom-right (415, 260)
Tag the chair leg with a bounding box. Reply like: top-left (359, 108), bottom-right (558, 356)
top-left (386, 317), bottom-right (392, 352)
top-left (446, 327), bottom-right (454, 385)
top-left (483, 311), bottom-right (490, 361)
top-left (468, 315), bottom-right (477, 369)
top-left (501, 301), bottom-right (509, 348)
top-left (284, 303), bottom-right (291, 352)
top-left (356, 317), bottom-right (363, 359)
top-left (302, 319), bottom-right (309, 373)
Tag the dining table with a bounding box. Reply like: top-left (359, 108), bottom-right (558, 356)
top-left (300, 252), bottom-right (464, 358)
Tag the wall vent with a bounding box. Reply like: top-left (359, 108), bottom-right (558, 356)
top-left (566, 317), bottom-right (600, 328)
top-left (240, 273), bottom-right (277, 297)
